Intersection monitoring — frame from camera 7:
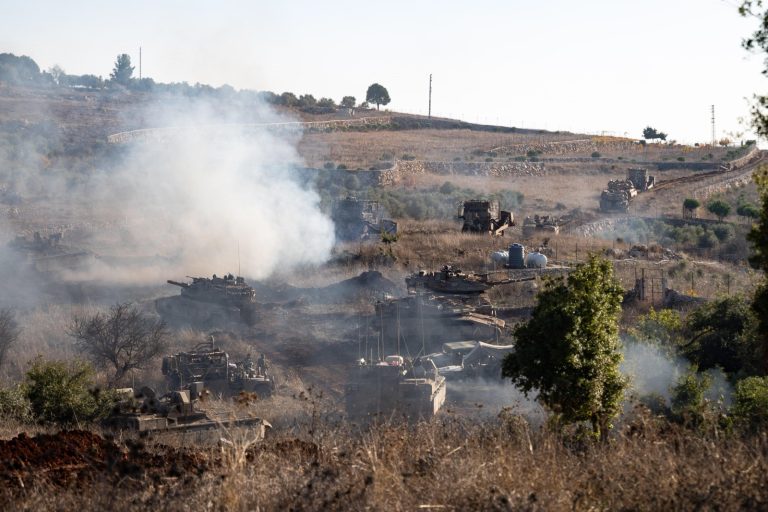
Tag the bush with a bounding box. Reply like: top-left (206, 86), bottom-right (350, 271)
top-left (25, 357), bottom-right (114, 425)
top-left (439, 181), bottom-right (458, 194)
top-left (323, 162), bottom-right (335, 170)
top-left (732, 376), bottom-right (768, 433)
top-left (401, 154), bottom-right (416, 161)
top-left (712, 224), bottom-right (734, 242)
top-left (591, 151), bottom-right (601, 158)
top-left (336, 164), bottom-right (348, 170)
top-left (344, 174), bottom-right (361, 191)
top-left (671, 368), bottom-right (711, 427)
top-left (697, 232), bottom-right (718, 249)
top-left (0, 384), bottom-right (33, 423)
top-left (677, 157), bottom-right (685, 162)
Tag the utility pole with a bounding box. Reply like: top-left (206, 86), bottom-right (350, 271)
top-left (711, 104), bottom-right (715, 147)
top-left (428, 74), bottom-right (432, 119)
top-left (139, 46), bottom-right (142, 80)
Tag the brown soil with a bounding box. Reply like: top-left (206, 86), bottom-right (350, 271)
top-left (0, 430), bottom-right (209, 488)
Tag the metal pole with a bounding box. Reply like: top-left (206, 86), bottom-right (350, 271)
top-left (428, 74), bottom-right (432, 119)
top-left (139, 46), bottom-right (142, 80)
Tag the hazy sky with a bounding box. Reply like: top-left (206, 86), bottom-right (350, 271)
top-left (2, 0), bottom-right (766, 143)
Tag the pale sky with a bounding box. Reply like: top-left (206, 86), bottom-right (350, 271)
top-left (2, 0), bottom-right (766, 143)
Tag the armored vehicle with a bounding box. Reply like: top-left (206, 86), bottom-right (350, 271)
top-left (424, 341), bottom-right (516, 380)
top-left (332, 196), bottom-right (397, 241)
top-left (156, 273), bottom-right (258, 326)
top-left (626, 168), bottom-right (655, 191)
top-left (161, 339), bottom-right (275, 398)
top-left (599, 180), bottom-right (636, 213)
top-left (458, 200), bottom-right (514, 235)
top-left (346, 355), bottom-right (447, 422)
top-left (522, 214), bottom-right (572, 237)
top-left (104, 386), bottom-right (271, 435)
top-left (9, 231), bottom-right (93, 274)
top-left (405, 266), bottom-right (535, 296)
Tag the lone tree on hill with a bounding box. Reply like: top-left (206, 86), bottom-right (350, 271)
top-left (109, 54), bottom-right (134, 86)
top-left (683, 198), bottom-right (701, 219)
top-left (708, 199), bottom-right (731, 221)
top-left (69, 302), bottom-right (169, 387)
top-left (643, 126), bottom-right (668, 142)
top-left (366, 83), bottom-right (390, 110)
top-left (502, 255), bottom-right (626, 441)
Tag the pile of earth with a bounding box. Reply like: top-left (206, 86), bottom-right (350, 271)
top-left (254, 271), bottom-right (399, 304)
top-left (0, 430), bottom-right (209, 488)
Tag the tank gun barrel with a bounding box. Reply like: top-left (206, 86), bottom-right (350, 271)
top-left (167, 279), bottom-right (189, 288)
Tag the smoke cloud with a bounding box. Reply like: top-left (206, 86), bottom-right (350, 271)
top-left (69, 98), bottom-right (335, 284)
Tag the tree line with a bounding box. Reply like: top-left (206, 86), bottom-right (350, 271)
top-left (0, 52), bottom-right (392, 111)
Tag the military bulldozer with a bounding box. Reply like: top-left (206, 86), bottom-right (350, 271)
top-left (104, 386), bottom-right (272, 435)
top-left (626, 168), bottom-right (655, 192)
top-left (332, 196), bottom-right (397, 241)
top-left (155, 273), bottom-right (259, 326)
top-left (458, 200), bottom-right (514, 235)
top-left (599, 180), bottom-right (636, 213)
top-left (161, 339), bottom-right (275, 398)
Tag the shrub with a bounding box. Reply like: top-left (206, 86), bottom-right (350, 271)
top-left (344, 174), bottom-right (360, 191)
top-left (677, 157), bottom-right (685, 162)
top-left (401, 154), bottom-right (416, 161)
top-left (25, 357), bottom-right (114, 425)
top-left (732, 376), bottom-right (768, 433)
top-left (712, 224), bottom-right (734, 242)
top-left (336, 164), bottom-right (348, 170)
top-left (485, 157), bottom-right (493, 162)
top-left (591, 151), bottom-right (601, 158)
top-left (0, 384), bottom-right (33, 423)
top-left (323, 162), bottom-right (335, 170)
top-left (439, 181), bottom-right (458, 195)
top-left (671, 368), bottom-right (711, 427)
top-left (697, 232), bottom-right (718, 249)
top-left (513, 156), bottom-right (526, 162)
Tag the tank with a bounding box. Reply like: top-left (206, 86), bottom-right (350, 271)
top-left (155, 273), bottom-right (258, 326)
top-left (508, 244), bottom-right (525, 269)
top-left (599, 181), bottom-right (635, 213)
top-left (525, 252), bottom-right (548, 269)
top-left (345, 356), bottom-right (447, 422)
top-left (406, 265), bottom-right (492, 295)
top-left (161, 338), bottom-right (275, 398)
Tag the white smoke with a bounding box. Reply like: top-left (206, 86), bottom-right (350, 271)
top-left (67, 98), bottom-right (335, 284)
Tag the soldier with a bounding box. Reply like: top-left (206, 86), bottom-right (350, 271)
top-left (257, 353), bottom-right (268, 377)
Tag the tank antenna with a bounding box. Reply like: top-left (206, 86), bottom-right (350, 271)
top-left (238, 241), bottom-right (241, 276)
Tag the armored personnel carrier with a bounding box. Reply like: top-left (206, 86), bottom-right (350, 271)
top-left (161, 339), bottom-right (275, 398)
top-left (346, 355), bottom-right (447, 422)
top-left (458, 200), bottom-right (514, 235)
top-left (155, 273), bottom-right (258, 326)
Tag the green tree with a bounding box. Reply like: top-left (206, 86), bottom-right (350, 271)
top-left (502, 256), bottom-right (626, 440)
top-left (683, 198), bottom-right (700, 219)
top-left (671, 366), bottom-right (712, 428)
top-left (643, 126), bottom-right (668, 142)
top-left (707, 199), bottom-right (731, 221)
top-left (25, 357), bottom-right (109, 424)
top-left (732, 376), bottom-right (768, 432)
top-left (298, 94), bottom-right (316, 108)
top-left (340, 96), bottom-right (356, 108)
top-left (317, 97), bottom-right (336, 108)
top-left (280, 91), bottom-right (299, 107)
top-left (69, 302), bottom-right (169, 387)
top-left (109, 53), bottom-right (134, 86)
top-left (682, 296), bottom-right (759, 376)
top-left (366, 83), bottom-right (391, 110)
top-left (737, 203), bottom-right (760, 219)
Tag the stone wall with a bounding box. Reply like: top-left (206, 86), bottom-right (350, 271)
top-left (375, 160), bottom-right (546, 186)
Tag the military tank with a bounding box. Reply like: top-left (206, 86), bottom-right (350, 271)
top-left (346, 355), bottom-right (447, 422)
top-left (155, 273), bottom-right (259, 326)
top-left (599, 180), bottom-right (636, 213)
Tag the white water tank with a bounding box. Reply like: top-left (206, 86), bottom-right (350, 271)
top-left (490, 251), bottom-right (509, 266)
top-left (525, 251), bottom-right (548, 269)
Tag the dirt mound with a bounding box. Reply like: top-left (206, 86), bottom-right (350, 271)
top-left (0, 430), bottom-right (209, 488)
top-left (318, 271), bottom-right (397, 300)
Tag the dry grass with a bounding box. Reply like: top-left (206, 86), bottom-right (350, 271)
top-left (3, 407), bottom-right (767, 511)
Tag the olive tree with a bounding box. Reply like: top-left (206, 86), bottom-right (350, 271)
top-left (69, 302), bottom-right (169, 386)
top-left (502, 255), bottom-right (626, 441)
top-left (707, 199), bottom-right (731, 221)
